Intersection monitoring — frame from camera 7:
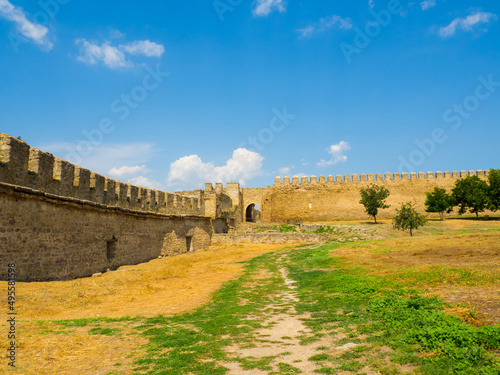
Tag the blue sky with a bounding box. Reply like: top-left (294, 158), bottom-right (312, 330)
top-left (1, 0), bottom-right (499, 191)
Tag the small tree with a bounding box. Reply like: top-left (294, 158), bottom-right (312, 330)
top-left (393, 202), bottom-right (427, 236)
top-left (424, 187), bottom-right (454, 220)
top-left (488, 169), bottom-right (500, 212)
top-left (452, 176), bottom-right (490, 218)
top-left (359, 184), bottom-right (390, 224)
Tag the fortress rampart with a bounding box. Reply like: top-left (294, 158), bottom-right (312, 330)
top-left (202, 169), bottom-right (492, 225)
top-left (0, 134), bottom-right (211, 281)
top-left (264, 171), bottom-right (491, 222)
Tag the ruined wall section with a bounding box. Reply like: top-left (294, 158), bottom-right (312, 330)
top-left (0, 134), bottom-right (202, 216)
top-left (203, 183), bottom-right (233, 218)
top-left (268, 171), bottom-right (491, 222)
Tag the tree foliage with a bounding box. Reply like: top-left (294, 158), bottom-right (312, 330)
top-left (359, 184), bottom-right (390, 224)
top-left (452, 176), bottom-right (490, 218)
top-left (393, 201), bottom-right (427, 236)
top-left (424, 187), bottom-right (454, 220)
top-left (488, 169), bottom-right (500, 211)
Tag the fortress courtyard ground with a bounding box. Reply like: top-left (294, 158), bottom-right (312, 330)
top-left (1, 218), bottom-right (499, 374)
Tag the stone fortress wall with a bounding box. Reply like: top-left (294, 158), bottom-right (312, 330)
top-left (1, 131), bottom-right (493, 281)
top-left (266, 171), bottom-right (491, 222)
top-left (0, 134), bottom-right (212, 281)
top-left (204, 170), bottom-right (492, 225)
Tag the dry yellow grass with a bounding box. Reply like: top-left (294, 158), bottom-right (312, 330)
top-left (7, 243), bottom-right (286, 320)
top-left (0, 243), bottom-right (287, 375)
top-left (2, 321), bottom-right (147, 375)
top-left (334, 231), bottom-right (500, 325)
top-left (335, 232), bottom-right (500, 272)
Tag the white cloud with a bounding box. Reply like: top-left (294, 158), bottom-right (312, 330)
top-left (128, 176), bottom-right (162, 189)
top-left (317, 141), bottom-right (351, 167)
top-left (120, 40), bottom-right (165, 57)
top-left (76, 39), bottom-right (130, 69)
top-left (109, 28), bottom-right (125, 39)
top-left (109, 165), bottom-right (147, 177)
top-left (297, 15), bottom-right (353, 38)
top-left (0, 0), bottom-right (52, 50)
top-left (167, 148), bottom-right (264, 190)
top-left (278, 167), bottom-right (291, 175)
top-left (320, 15), bottom-right (353, 30)
top-left (420, 0), bottom-right (436, 11)
top-left (252, 0), bottom-right (286, 17)
top-left (75, 37), bottom-right (165, 69)
top-left (369, 0), bottom-right (375, 9)
top-left (438, 11), bottom-right (497, 38)
top-left (297, 26), bottom-right (314, 38)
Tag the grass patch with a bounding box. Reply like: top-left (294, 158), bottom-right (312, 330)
top-left (88, 327), bottom-right (121, 336)
top-left (274, 362), bottom-right (302, 373)
top-left (314, 367), bottom-right (337, 374)
top-left (274, 224), bottom-right (298, 233)
top-left (53, 316), bottom-right (136, 327)
top-left (309, 353), bottom-right (333, 361)
top-left (313, 226), bottom-right (339, 235)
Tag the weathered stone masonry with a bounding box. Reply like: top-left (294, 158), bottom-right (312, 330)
top-left (203, 171), bottom-right (491, 224)
top-left (0, 134), bottom-right (211, 281)
top-left (1, 131), bottom-right (492, 280)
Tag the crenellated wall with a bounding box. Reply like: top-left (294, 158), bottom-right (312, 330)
top-left (0, 134), bottom-right (203, 216)
top-left (200, 169), bottom-right (493, 224)
top-left (262, 170), bottom-right (491, 222)
top-left (0, 133), bottom-right (212, 281)
top-left (273, 170), bottom-right (489, 185)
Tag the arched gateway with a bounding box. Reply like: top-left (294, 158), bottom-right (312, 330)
top-left (245, 204), bottom-right (261, 223)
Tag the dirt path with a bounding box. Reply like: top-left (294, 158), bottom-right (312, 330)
top-left (223, 257), bottom-right (327, 373)
top-left (221, 252), bottom-right (372, 375)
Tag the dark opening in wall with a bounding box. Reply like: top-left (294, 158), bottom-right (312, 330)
top-left (107, 236), bottom-right (118, 261)
top-left (246, 204), bottom-right (261, 223)
top-left (186, 236), bottom-right (193, 253)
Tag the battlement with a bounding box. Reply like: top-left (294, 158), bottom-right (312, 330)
top-left (0, 133), bottom-right (202, 216)
top-left (274, 170), bottom-right (490, 186)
